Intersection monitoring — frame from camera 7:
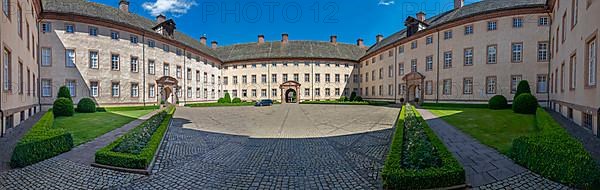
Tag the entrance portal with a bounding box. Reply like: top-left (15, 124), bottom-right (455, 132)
top-left (156, 76), bottom-right (179, 105)
top-left (402, 72), bottom-right (425, 105)
top-left (279, 81), bottom-right (301, 103)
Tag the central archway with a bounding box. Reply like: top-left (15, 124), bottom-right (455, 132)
top-left (280, 81), bottom-right (301, 103)
top-left (402, 72), bottom-right (425, 104)
top-left (156, 76), bottom-right (179, 105)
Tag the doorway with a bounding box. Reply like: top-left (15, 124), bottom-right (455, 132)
top-left (285, 89), bottom-right (297, 103)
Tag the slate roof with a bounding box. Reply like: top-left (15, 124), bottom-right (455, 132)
top-left (366, 0), bottom-right (547, 55)
top-left (214, 41), bottom-right (366, 62)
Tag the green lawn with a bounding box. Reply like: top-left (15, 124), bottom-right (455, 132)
top-left (186, 102), bottom-right (256, 107)
top-left (54, 109), bottom-right (155, 146)
top-left (424, 106), bottom-right (538, 154)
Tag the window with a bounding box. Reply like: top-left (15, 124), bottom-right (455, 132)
top-left (176, 66), bottom-right (182, 78)
top-left (443, 79), bottom-right (452, 95)
top-left (464, 25), bottom-right (473, 35)
top-left (251, 89), bottom-right (257, 97)
top-left (511, 75), bottom-right (523, 93)
top-left (109, 82), bottom-right (120, 97)
top-left (111, 54), bottom-right (120, 70)
top-left (398, 63), bottom-right (404, 75)
top-left (388, 65), bottom-right (393, 77)
top-left (365, 72), bottom-right (369, 82)
top-left (304, 88), bottom-right (310, 96)
top-left (561, 63), bottom-right (565, 91)
top-left (486, 76), bottom-right (497, 94)
top-left (89, 27), bottom-right (98, 36)
top-left (538, 42), bottom-right (549, 61)
top-left (42, 22), bottom-right (51, 33)
top-left (562, 13), bottom-right (567, 43)
top-left (261, 74), bottom-right (267, 84)
top-left (444, 51), bottom-right (452, 68)
top-left (17, 5), bottom-right (23, 37)
top-left (539, 17), bottom-right (549, 26)
top-left (2, 0), bottom-right (9, 18)
top-left (283, 74), bottom-right (288, 82)
top-left (65, 23), bottom-right (74, 34)
top-left (411, 41), bottom-right (417, 49)
top-left (272, 74), bottom-right (277, 83)
top-left (388, 50), bottom-right (394, 57)
top-left (398, 46), bottom-right (404, 54)
top-left (304, 73), bottom-right (310, 82)
top-left (426, 56), bottom-right (433, 71)
top-left (511, 43), bottom-right (523, 62)
top-left (344, 74), bottom-right (349, 82)
top-left (572, 0), bottom-right (578, 28)
top-left (487, 45), bottom-right (497, 64)
top-left (130, 35), bottom-right (138, 44)
top-left (251, 75), bottom-right (257, 84)
top-left (111, 31), bottom-right (120, 40)
top-left (464, 48), bottom-right (474, 66)
top-left (131, 83), bottom-right (139, 97)
top-left (148, 60), bottom-right (155, 74)
top-left (163, 63), bottom-right (169, 76)
top-left (163, 44), bottom-right (170, 52)
top-left (87, 51), bottom-right (99, 69)
top-left (233, 76), bottom-right (238, 84)
top-left (130, 57), bottom-right (138, 72)
top-left (487, 21), bottom-right (497, 31)
top-left (223, 76), bottom-right (228, 85)
top-left (3, 48), bottom-right (10, 91)
top-left (537, 74), bottom-right (548, 93)
top-left (242, 75), bottom-right (247, 84)
top-left (294, 73), bottom-right (300, 82)
top-left (570, 54), bottom-right (577, 90)
top-left (261, 89), bottom-right (267, 97)
top-left (41, 48), bottom-right (52, 66)
top-left (315, 73), bottom-right (320, 83)
top-left (425, 81), bottom-right (433, 95)
top-left (411, 59), bottom-right (417, 72)
top-left (176, 49), bottom-right (182, 56)
top-left (42, 79), bottom-right (51, 97)
top-left (582, 113), bottom-right (593, 130)
top-left (586, 37), bottom-right (597, 86)
top-left (335, 74), bottom-right (340, 83)
top-left (90, 81), bottom-right (98, 97)
top-left (513, 17), bottom-right (523, 28)
top-left (17, 62), bottom-right (22, 94)
top-left (325, 74), bottom-right (331, 83)
top-left (272, 89), bottom-right (278, 97)
top-left (315, 88), bottom-right (321, 96)
top-left (325, 88), bottom-right (331, 96)
top-left (148, 40), bottom-right (155, 48)
top-left (65, 49), bottom-right (76, 67)
top-left (65, 80), bottom-right (76, 97)
top-left (426, 36), bottom-right (433, 44)
top-left (443, 30), bottom-right (453, 40)
top-left (463, 78), bottom-right (473, 94)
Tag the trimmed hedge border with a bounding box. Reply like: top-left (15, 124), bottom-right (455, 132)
top-left (96, 105), bottom-right (160, 112)
top-left (10, 111), bottom-right (74, 168)
top-left (382, 105), bottom-right (465, 189)
top-left (421, 103), bottom-right (488, 108)
top-left (185, 102), bottom-right (256, 107)
top-left (511, 108), bottom-right (600, 188)
top-left (95, 106), bottom-right (175, 170)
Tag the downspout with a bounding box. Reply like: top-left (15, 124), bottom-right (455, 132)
top-left (394, 46), bottom-right (397, 102)
top-left (142, 33), bottom-right (146, 107)
top-left (183, 49), bottom-right (186, 104)
top-left (436, 30), bottom-right (441, 103)
top-left (311, 62), bottom-right (314, 101)
top-left (547, 11), bottom-right (552, 107)
top-left (0, 4), bottom-right (3, 137)
top-left (268, 63), bottom-right (270, 99)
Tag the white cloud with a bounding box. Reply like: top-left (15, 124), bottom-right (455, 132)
top-left (378, 0), bottom-right (395, 6)
top-left (142, 0), bottom-right (197, 17)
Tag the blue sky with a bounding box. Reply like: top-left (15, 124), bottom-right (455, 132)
top-left (91, 0), bottom-right (480, 46)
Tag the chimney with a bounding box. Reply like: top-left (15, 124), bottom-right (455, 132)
top-left (330, 35), bottom-right (337, 44)
top-left (258, 35), bottom-right (265, 44)
top-left (357, 38), bottom-right (365, 48)
top-left (211, 41), bottom-right (218, 49)
top-left (200, 36), bottom-right (207, 45)
top-left (416, 11), bottom-right (426, 22)
top-left (156, 14), bottom-right (166, 23)
top-left (376, 34), bottom-right (384, 43)
top-left (119, 0), bottom-right (129, 13)
top-left (281, 33), bottom-right (289, 43)
top-left (454, 0), bottom-right (464, 9)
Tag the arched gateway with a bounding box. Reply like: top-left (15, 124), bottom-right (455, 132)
top-left (280, 81), bottom-right (301, 103)
top-left (156, 76), bottom-right (179, 105)
top-left (402, 72), bottom-right (425, 104)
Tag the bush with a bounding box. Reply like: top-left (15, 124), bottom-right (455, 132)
top-left (514, 80), bottom-right (531, 100)
top-left (10, 111), bottom-right (74, 168)
top-left (95, 106), bottom-right (175, 169)
top-left (76, 98), bottom-right (96, 113)
top-left (53, 97), bottom-right (74, 117)
top-left (355, 96), bottom-right (363, 102)
top-left (382, 106), bottom-right (465, 189)
top-left (223, 93), bottom-right (232, 103)
top-left (217, 98), bottom-right (226, 103)
top-left (421, 103), bottom-right (488, 108)
top-left (57, 86), bottom-right (72, 101)
top-left (512, 93), bottom-right (538, 114)
top-left (488, 95), bottom-right (508, 109)
top-left (350, 92), bottom-right (357, 101)
top-left (511, 108), bottom-right (600, 188)
top-left (338, 96), bottom-right (348, 102)
top-left (232, 97), bottom-right (242, 103)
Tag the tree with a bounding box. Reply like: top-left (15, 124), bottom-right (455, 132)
top-left (350, 92), bottom-right (357, 102)
top-left (514, 80), bottom-right (531, 100)
top-left (53, 98), bottom-right (74, 117)
top-left (223, 92), bottom-right (232, 103)
top-left (57, 86), bottom-right (72, 102)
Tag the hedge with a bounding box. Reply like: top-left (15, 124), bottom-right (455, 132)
top-left (10, 111), bottom-right (74, 168)
top-left (511, 108), bottom-right (600, 188)
top-left (96, 105), bottom-right (160, 112)
top-left (382, 105), bottom-right (465, 189)
top-left (95, 106), bottom-right (175, 169)
top-left (421, 103), bottom-right (488, 108)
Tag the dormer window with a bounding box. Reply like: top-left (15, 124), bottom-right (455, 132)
top-left (153, 19), bottom-right (177, 39)
top-left (404, 16), bottom-right (429, 37)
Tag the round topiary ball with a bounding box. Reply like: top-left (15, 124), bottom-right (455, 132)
top-left (512, 93), bottom-right (538, 114)
top-left (355, 96), bottom-right (363, 102)
top-left (232, 97), bottom-right (242, 103)
top-left (488, 95), bottom-right (508, 109)
top-left (76, 98), bottom-right (96, 113)
top-left (53, 97), bottom-right (74, 117)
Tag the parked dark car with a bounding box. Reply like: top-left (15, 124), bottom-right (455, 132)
top-left (255, 99), bottom-right (274, 106)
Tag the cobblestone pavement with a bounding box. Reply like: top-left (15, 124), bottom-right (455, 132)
top-left (417, 109), bottom-right (570, 189)
top-left (548, 109), bottom-right (600, 164)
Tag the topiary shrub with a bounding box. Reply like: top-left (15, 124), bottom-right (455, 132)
top-left (76, 98), bottom-right (96, 113)
top-left (514, 80), bottom-right (531, 100)
top-left (53, 97), bottom-right (74, 117)
top-left (339, 96), bottom-right (348, 102)
top-left (217, 98), bottom-right (226, 103)
top-left (350, 92), bottom-right (357, 101)
top-left (512, 93), bottom-right (538, 114)
top-left (355, 96), bottom-right (363, 102)
top-left (232, 97), bottom-right (242, 103)
top-left (57, 86), bottom-right (72, 102)
top-left (223, 93), bottom-right (232, 103)
top-left (488, 95), bottom-right (508, 109)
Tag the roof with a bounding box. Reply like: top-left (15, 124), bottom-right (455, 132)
top-left (41, 0), bottom-right (221, 59)
top-left (215, 41), bottom-right (366, 63)
top-left (366, 0), bottom-right (547, 55)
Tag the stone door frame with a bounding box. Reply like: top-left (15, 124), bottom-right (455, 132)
top-left (280, 81), bottom-right (301, 103)
top-left (402, 72), bottom-right (425, 105)
top-left (156, 76), bottom-right (179, 105)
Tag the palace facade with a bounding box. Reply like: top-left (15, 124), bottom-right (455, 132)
top-left (0, 0), bottom-right (598, 138)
